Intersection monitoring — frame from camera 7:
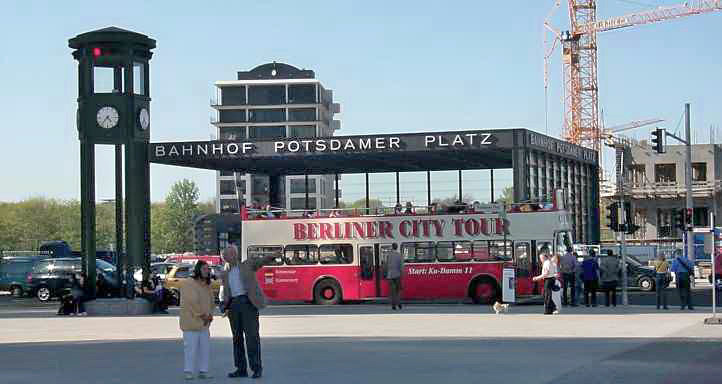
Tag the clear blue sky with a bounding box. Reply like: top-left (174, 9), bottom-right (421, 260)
top-left (1, 1), bottom-right (720, 204)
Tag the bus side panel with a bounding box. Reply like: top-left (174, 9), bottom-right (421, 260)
top-left (258, 266), bottom-right (361, 301)
top-left (402, 262), bottom-right (502, 299)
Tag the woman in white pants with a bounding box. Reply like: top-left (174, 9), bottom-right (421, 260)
top-left (179, 261), bottom-right (215, 380)
top-left (551, 254), bottom-right (562, 314)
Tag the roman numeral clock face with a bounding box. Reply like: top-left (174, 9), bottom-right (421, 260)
top-left (96, 106), bottom-right (119, 129)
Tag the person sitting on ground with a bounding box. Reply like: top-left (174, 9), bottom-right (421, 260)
top-left (136, 274), bottom-right (167, 314)
top-left (69, 272), bottom-right (89, 316)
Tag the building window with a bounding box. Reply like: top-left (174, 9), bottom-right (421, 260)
top-left (288, 125), bottom-right (316, 138)
top-left (248, 108), bottom-right (286, 123)
top-left (220, 199), bottom-right (239, 213)
top-left (629, 164), bottom-right (646, 186)
top-left (221, 86), bottom-right (246, 105)
top-left (654, 164), bottom-right (676, 183)
top-left (692, 163), bottom-right (707, 182)
top-left (248, 126), bottom-right (285, 139)
top-left (248, 85), bottom-right (285, 105)
top-left (288, 84), bottom-right (316, 104)
top-left (220, 180), bottom-right (236, 195)
top-left (219, 170), bottom-right (234, 177)
top-left (288, 108), bottom-right (316, 122)
top-left (290, 197), bottom-right (317, 210)
top-left (219, 127), bottom-right (245, 141)
top-left (290, 178), bottom-right (316, 194)
top-left (219, 110), bottom-right (246, 123)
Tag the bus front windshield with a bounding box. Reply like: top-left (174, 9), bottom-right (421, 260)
top-left (555, 231), bottom-right (573, 257)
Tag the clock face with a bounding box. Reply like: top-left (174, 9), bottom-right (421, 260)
top-left (96, 106), bottom-right (119, 129)
top-left (138, 108), bottom-right (150, 130)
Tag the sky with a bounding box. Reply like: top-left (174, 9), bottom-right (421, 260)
top-left (1, 0), bottom-right (720, 205)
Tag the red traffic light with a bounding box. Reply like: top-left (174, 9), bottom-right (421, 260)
top-left (92, 47), bottom-right (102, 57)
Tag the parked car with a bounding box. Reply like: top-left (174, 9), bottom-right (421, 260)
top-left (0, 257), bottom-right (40, 297)
top-left (28, 258), bottom-right (120, 301)
top-left (133, 262), bottom-right (177, 282)
top-left (164, 264), bottom-right (221, 305)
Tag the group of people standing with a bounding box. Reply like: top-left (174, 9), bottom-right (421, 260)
top-left (534, 247), bottom-right (625, 314)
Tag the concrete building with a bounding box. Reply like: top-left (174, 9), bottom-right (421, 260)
top-left (210, 62), bottom-right (341, 219)
top-left (618, 143), bottom-right (721, 242)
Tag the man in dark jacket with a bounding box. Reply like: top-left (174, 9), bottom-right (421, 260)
top-left (582, 250), bottom-right (600, 307)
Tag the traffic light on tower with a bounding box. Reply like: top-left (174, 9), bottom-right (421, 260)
top-left (606, 202), bottom-right (619, 232)
top-left (685, 208), bottom-right (694, 229)
top-left (650, 128), bottom-right (665, 154)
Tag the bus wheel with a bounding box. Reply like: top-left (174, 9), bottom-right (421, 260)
top-left (470, 278), bottom-right (499, 305)
top-left (314, 279), bottom-right (342, 305)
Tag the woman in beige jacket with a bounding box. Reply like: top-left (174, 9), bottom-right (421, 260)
top-left (180, 260), bottom-right (215, 380)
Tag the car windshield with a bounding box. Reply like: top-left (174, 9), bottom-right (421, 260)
top-left (96, 259), bottom-right (116, 272)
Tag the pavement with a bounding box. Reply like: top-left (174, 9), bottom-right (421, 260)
top-left (0, 304), bottom-right (721, 384)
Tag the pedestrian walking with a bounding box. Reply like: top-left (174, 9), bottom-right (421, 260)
top-left (550, 253), bottom-right (562, 313)
top-left (671, 250), bottom-right (695, 310)
top-left (221, 245), bottom-right (269, 379)
top-left (559, 247), bottom-right (577, 306)
top-left (386, 243), bottom-right (404, 310)
top-left (179, 260), bottom-right (215, 380)
top-left (582, 250), bottom-right (600, 307)
top-left (574, 256), bottom-right (584, 306)
top-left (652, 253), bottom-right (669, 310)
top-left (532, 248), bottom-right (556, 315)
top-left (599, 250), bottom-right (621, 307)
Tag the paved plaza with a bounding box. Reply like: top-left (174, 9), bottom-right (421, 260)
top-left (0, 304), bottom-right (721, 383)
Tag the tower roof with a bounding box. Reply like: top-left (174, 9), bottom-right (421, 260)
top-left (69, 26), bottom-right (156, 49)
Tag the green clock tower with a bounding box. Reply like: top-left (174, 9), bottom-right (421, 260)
top-left (69, 27), bottom-right (155, 296)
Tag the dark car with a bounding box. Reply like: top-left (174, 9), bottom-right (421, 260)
top-left (28, 258), bottom-right (120, 301)
top-left (0, 257), bottom-right (41, 297)
top-left (625, 255), bottom-right (658, 292)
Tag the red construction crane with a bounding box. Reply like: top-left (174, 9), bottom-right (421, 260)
top-left (544, 0), bottom-right (722, 156)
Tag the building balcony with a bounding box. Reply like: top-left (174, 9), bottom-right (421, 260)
top-left (624, 180), bottom-right (721, 199)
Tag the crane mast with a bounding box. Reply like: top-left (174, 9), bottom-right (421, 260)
top-left (558, 0), bottom-right (722, 155)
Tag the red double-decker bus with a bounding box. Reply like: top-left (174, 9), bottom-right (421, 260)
top-left (241, 192), bottom-right (573, 305)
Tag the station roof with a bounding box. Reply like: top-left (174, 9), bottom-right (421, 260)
top-left (149, 128), bottom-right (597, 175)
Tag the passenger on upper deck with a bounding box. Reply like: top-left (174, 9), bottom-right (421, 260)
top-left (404, 201), bottom-right (415, 215)
top-left (471, 201), bottom-right (481, 213)
top-left (394, 202), bottom-right (402, 215)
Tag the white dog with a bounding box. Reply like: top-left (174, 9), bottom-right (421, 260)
top-left (492, 301), bottom-right (510, 314)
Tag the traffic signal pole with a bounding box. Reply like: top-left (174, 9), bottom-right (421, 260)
top-left (684, 104), bottom-right (694, 270)
top-left (615, 144), bottom-right (629, 306)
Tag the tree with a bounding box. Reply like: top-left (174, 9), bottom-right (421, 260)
top-left (496, 186), bottom-right (514, 204)
top-left (162, 179), bottom-right (202, 253)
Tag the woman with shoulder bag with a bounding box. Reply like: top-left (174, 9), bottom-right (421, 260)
top-left (179, 261), bottom-right (215, 380)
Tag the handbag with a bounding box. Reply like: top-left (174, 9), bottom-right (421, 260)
top-left (551, 280), bottom-right (561, 292)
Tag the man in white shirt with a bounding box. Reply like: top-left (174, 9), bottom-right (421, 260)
top-left (533, 248), bottom-right (556, 315)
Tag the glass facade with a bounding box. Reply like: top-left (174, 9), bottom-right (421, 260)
top-left (221, 86), bottom-right (246, 105)
top-left (288, 84), bottom-right (316, 104)
top-left (249, 125), bottom-right (285, 139)
top-left (219, 110), bottom-right (246, 123)
top-left (290, 197), bottom-right (317, 210)
top-left (288, 108), bottom-right (316, 121)
top-left (249, 108), bottom-right (286, 123)
top-left (219, 127), bottom-right (245, 141)
top-left (248, 85), bottom-right (285, 105)
top-left (290, 178), bottom-right (316, 193)
top-left (288, 125), bottom-right (316, 138)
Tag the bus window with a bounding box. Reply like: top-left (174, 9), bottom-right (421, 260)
top-left (248, 246), bottom-right (284, 266)
top-left (402, 242), bottom-right (434, 263)
top-left (454, 241), bottom-right (472, 261)
top-left (379, 244), bottom-right (394, 276)
top-left (319, 244), bottom-right (353, 264)
top-left (436, 242), bottom-right (454, 262)
top-left (472, 241), bottom-right (490, 261)
top-left (489, 240), bottom-right (513, 261)
top-left (284, 245), bottom-right (318, 265)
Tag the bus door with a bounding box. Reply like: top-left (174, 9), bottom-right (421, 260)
top-left (359, 244), bottom-right (391, 299)
top-left (514, 241), bottom-right (534, 296)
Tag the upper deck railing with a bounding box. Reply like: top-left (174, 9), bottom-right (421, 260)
top-left (242, 200), bottom-right (558, 221)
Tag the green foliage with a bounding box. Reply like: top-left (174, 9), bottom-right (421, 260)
top-left (0, 179), bottom-right (209, 254)
top-left (496, 186), bottom-right (514, 204)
